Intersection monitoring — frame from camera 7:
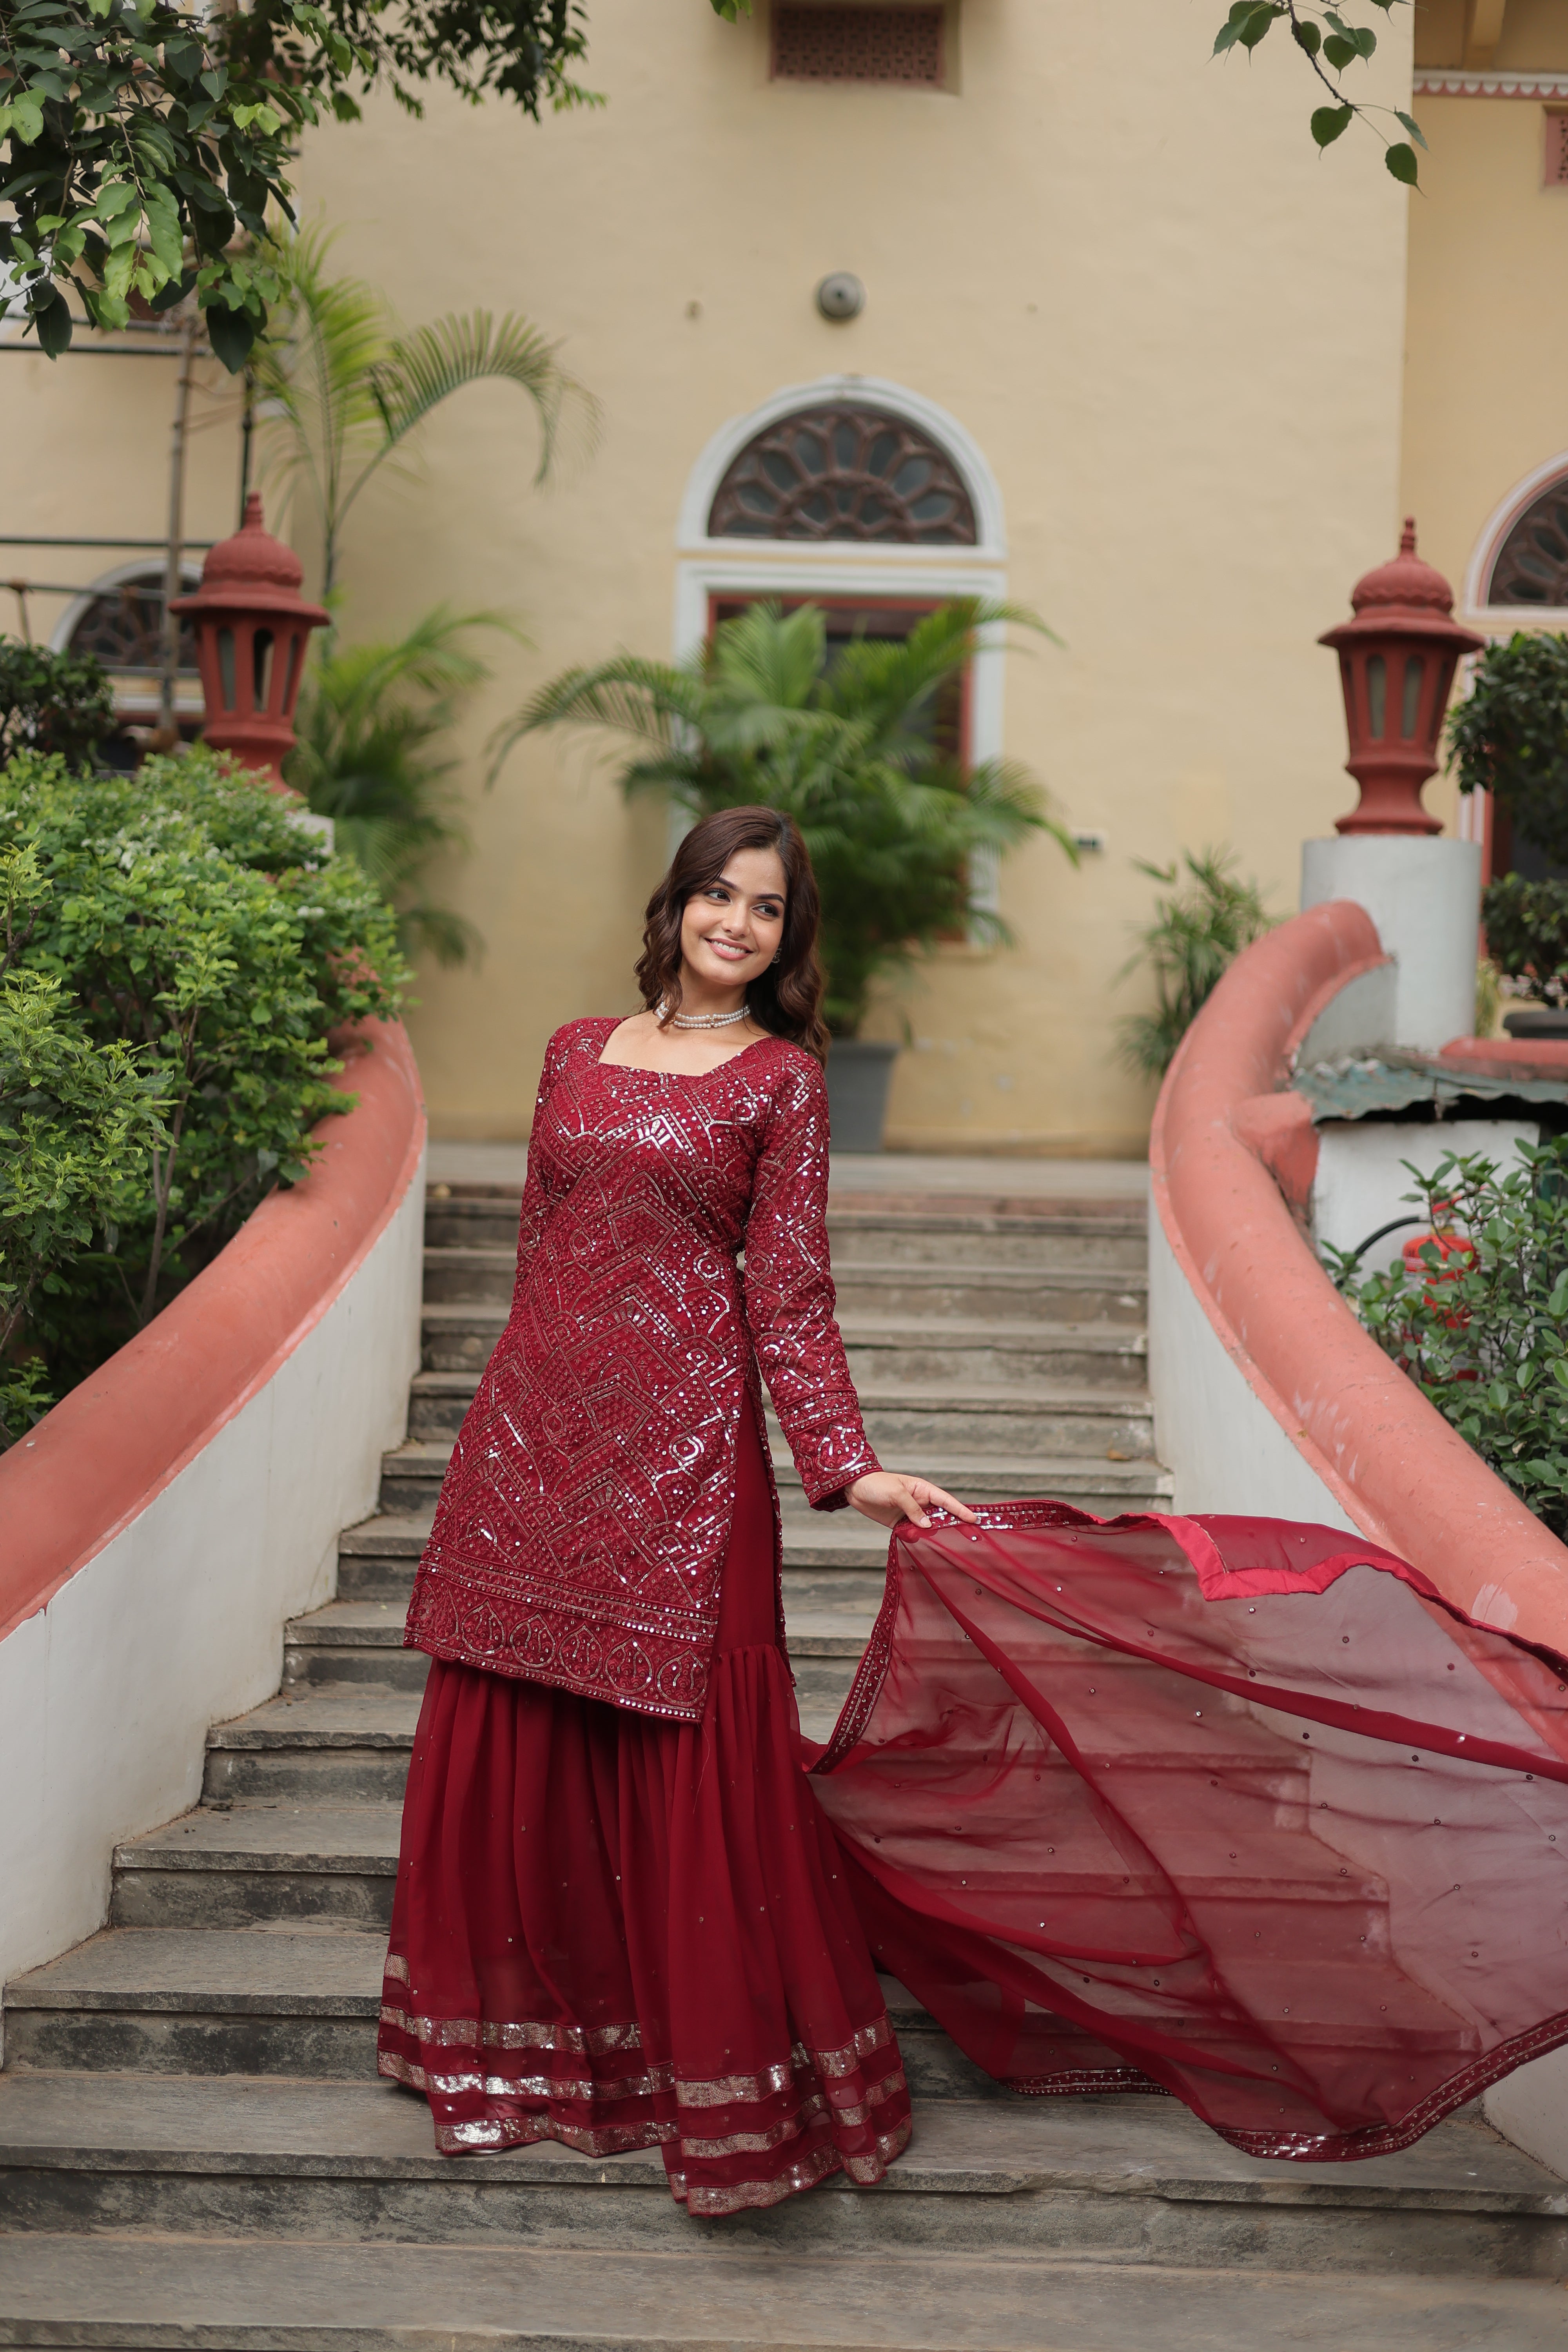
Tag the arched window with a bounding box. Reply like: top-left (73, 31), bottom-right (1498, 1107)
top-left (63, 565), bottom-right (200, 675)
top-left (678, 379), bottom-right (1006, 906)
top-left (1485, 475), bottom-right (1568, 608)
top-left (51, 561), bottom-right (203, 768)
top-left (707, 403), bottom-right (977, 544)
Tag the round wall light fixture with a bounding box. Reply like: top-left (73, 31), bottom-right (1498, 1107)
top-left (815, 272), bottom-right (865, 322)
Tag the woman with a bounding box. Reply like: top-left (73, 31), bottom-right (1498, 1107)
top-left (381, 806), bottom-right (1568, 2201)
top-left (379, 804), bottom-right (974, 2216)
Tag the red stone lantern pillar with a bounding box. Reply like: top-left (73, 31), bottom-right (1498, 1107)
top-left (1302, 519), bottom-right (1485, 1049)
top-left (170, 494), bottom-right (328, 791)
top-left (1318, 519), bottom-right (1485, 837)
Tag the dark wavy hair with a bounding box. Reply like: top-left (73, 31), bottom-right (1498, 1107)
top-left (635, 806), bottom-right (829, 1062)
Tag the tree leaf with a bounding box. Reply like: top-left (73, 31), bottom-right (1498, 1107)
top-left (1385, 140), bottom-right (1419, 185)
top-left (29, 283), bottom-right (72, 357)
top-left (202, 296), bottom-right (261, 373)
top-left (1311, 103), bottom-right (1355, 147)
top-left (1292, 19), bottom-right (1322, 54)
top-left (1394, 110), bottom-right (1429, 150)
top-left (1323, 33), bottom-right (1359, 67)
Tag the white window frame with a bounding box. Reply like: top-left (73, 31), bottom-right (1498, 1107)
top-left (674, 376), bottom-right (1010, 909)
top-left (1463, 448), bottom-right (1568, 628)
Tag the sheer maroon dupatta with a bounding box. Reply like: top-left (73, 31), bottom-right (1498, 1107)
top-left (809, 1505), bottom-right (1568, 2162)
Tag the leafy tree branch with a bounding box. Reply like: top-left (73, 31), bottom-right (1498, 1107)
top-left (1210, 0), bottom-right (1426, 184)
top-left (0, 0), bottom-right (592, 365)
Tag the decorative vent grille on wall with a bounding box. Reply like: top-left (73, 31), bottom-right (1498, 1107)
top-left (772, 5), bottom-right (944, 86)
top-left (1546, 110), bottom-right (1568, 185)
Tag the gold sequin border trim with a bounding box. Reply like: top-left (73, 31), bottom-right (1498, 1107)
top-left (379, 1991), bottom-right (894, 2109)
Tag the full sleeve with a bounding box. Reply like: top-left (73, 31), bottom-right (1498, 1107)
top-left (511, 1024), bottom-right (580, 1287)
top-left (742, 1053), bottom-right (880, 1512)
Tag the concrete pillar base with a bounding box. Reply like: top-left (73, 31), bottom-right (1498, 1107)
top-left (1300, 835), bottom-right (1480, 1051)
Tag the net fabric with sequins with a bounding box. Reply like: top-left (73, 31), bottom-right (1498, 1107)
top-left (403, 1018), bottom-right (880, 1721)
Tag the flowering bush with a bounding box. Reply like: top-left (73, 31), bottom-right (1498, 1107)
top-left (1327, 1140), bottom-right (1568, 1539)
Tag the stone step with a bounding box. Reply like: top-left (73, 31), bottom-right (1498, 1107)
top-left (767, 1452), bottom-right (1172, 1509)
top-left (835, 1261), bottom-right (1149, 1323)
top-left (422, 1243), bottom-right (1149, 1327)
top-left (109, 1807), bottom-right (403, 1932)
top-left (208, 1685), bottom-right (851, 1810)
top-left (424, 1185), bottom-right (1149, 1274)
top-left (1, 1930), bottom-right (392, 2082)
top-left (345, 1498), bottom-right (913, 1590)
top-left (205, 1688), bottom-right (423, 1804)
top-left (0, 1942), bottom-right (993, 2102)
top-left (7, 2238), bottom-right (1568, 2352)
top-left (108, 1765), bottom-right (1414, 1940)
top-left (374, 1458), bottom-right (1171, 1552)
top-left (847, 1385), bottom-right (1155, 1456)
top-left (417, 1304), bottom-right (1149, 1392)
top-left (9, 2237), bottom-right (1568, 2352)
top-left (842, 1319), bottom-right (1148, 1390)
top-left (828, 1209), bottom-right (1147, 1273)
top-left (281, 1600), bottom-right (873, 1703)
top-left (0, 2075), bottom-right (1562, 2285)
top-left (404, 1369), bottom-right (1155, 1457)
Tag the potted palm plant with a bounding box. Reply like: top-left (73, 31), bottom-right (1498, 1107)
top-left (497, 599), bottom-right (1075, 1148)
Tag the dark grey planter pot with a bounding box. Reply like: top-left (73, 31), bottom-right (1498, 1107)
top-left (824, 1039), bottom-right (899, 1153)
top-left (1503, 1008), bottom-right (1568, 1041)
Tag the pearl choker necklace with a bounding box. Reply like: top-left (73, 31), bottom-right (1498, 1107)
top-left (661, 1000), bottom-right (749, 1031)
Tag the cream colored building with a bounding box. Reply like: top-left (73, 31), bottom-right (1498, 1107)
top-left (6, 0), bottom-right (1566, 1150)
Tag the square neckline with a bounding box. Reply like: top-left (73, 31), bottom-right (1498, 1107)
top-left (591, 1019), bottom-right (780, 1082)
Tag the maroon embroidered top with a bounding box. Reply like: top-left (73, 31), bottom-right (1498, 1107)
top-left (403, 1018), bottom-right (880, 1722)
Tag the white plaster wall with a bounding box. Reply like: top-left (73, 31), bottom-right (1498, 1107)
top-left (1312, 1120), bottom-right (1539, 1275)
top-left (0, 1146), bottom-right (424, 2001)
top-left (1484, 2049), bottom-right (1568, 2178)
top-left (1300, 838), bottom-right (1481, 1051)
top-left (1148, 1211), bottom-right (1358, 1532)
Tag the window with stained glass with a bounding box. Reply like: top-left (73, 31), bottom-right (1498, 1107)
top-left (1487, 478), bottom-right (1568, 608)
top-left (707, 405), bottom-right (977, 544)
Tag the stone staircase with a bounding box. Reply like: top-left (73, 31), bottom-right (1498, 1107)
top-left (2, 1176), bottom-right (1565, 2349)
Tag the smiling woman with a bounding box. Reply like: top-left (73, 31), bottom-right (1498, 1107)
top-left (606, 803), bottom-right (826, 1070)
top-left (378, 803), bottom-right (971, 2215)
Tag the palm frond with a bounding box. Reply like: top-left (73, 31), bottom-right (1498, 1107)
top-left (253, 224), bottom-right (391, 558)
top-left (350, 311), bottom-right (601, 523)
top-left (492, 595), bottom-right (1072, 1031)
top-left (252, 230), bottom-right (599, 592)
top-left (707, 601), bottom-right (824, 712)
top-left (487, 655), bottom-right (702, 788)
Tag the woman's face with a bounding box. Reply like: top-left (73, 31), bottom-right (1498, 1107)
top-left (679, 845), bottom-right (788, 998)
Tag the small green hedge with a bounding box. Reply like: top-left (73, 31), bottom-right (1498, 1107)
top-left (1328, 1140), bottom-right (1568, 1540)
top-left (1481, 873), bottom-right (1568, 1008)
top-left (0, 750), bottom-right (410, 1445)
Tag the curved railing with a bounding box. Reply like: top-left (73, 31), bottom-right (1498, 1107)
top-left (0, 1020), bottom-right (425, 1641)
top-left (0, 1019), bottom-right (426, 1989)
top-left (1149, 902), bottom-right (1568, 1654)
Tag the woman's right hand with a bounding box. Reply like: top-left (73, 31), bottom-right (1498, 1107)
top-left (846, 1471), bottom-right (979, 1531)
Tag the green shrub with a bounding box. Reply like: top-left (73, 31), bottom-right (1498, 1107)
top-left (1327, 1141), bottom-right (1568, 1539)
top-left (1447, 631), bottom-right (1568, 869)
top-left (1115, 848), bottom-right (1276, 1080)
top-left (0, 639), bottom-right (117, 769)
top-left (0, 842), bottom-right (170, 1443)
top-left (1480, 873), bottom-right (1568, 1008)
top-left (0, 751), bottom-right (410, 1434)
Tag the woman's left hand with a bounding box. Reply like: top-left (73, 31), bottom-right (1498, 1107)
top-left (845, 1471), bottom-right (979, 1530)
